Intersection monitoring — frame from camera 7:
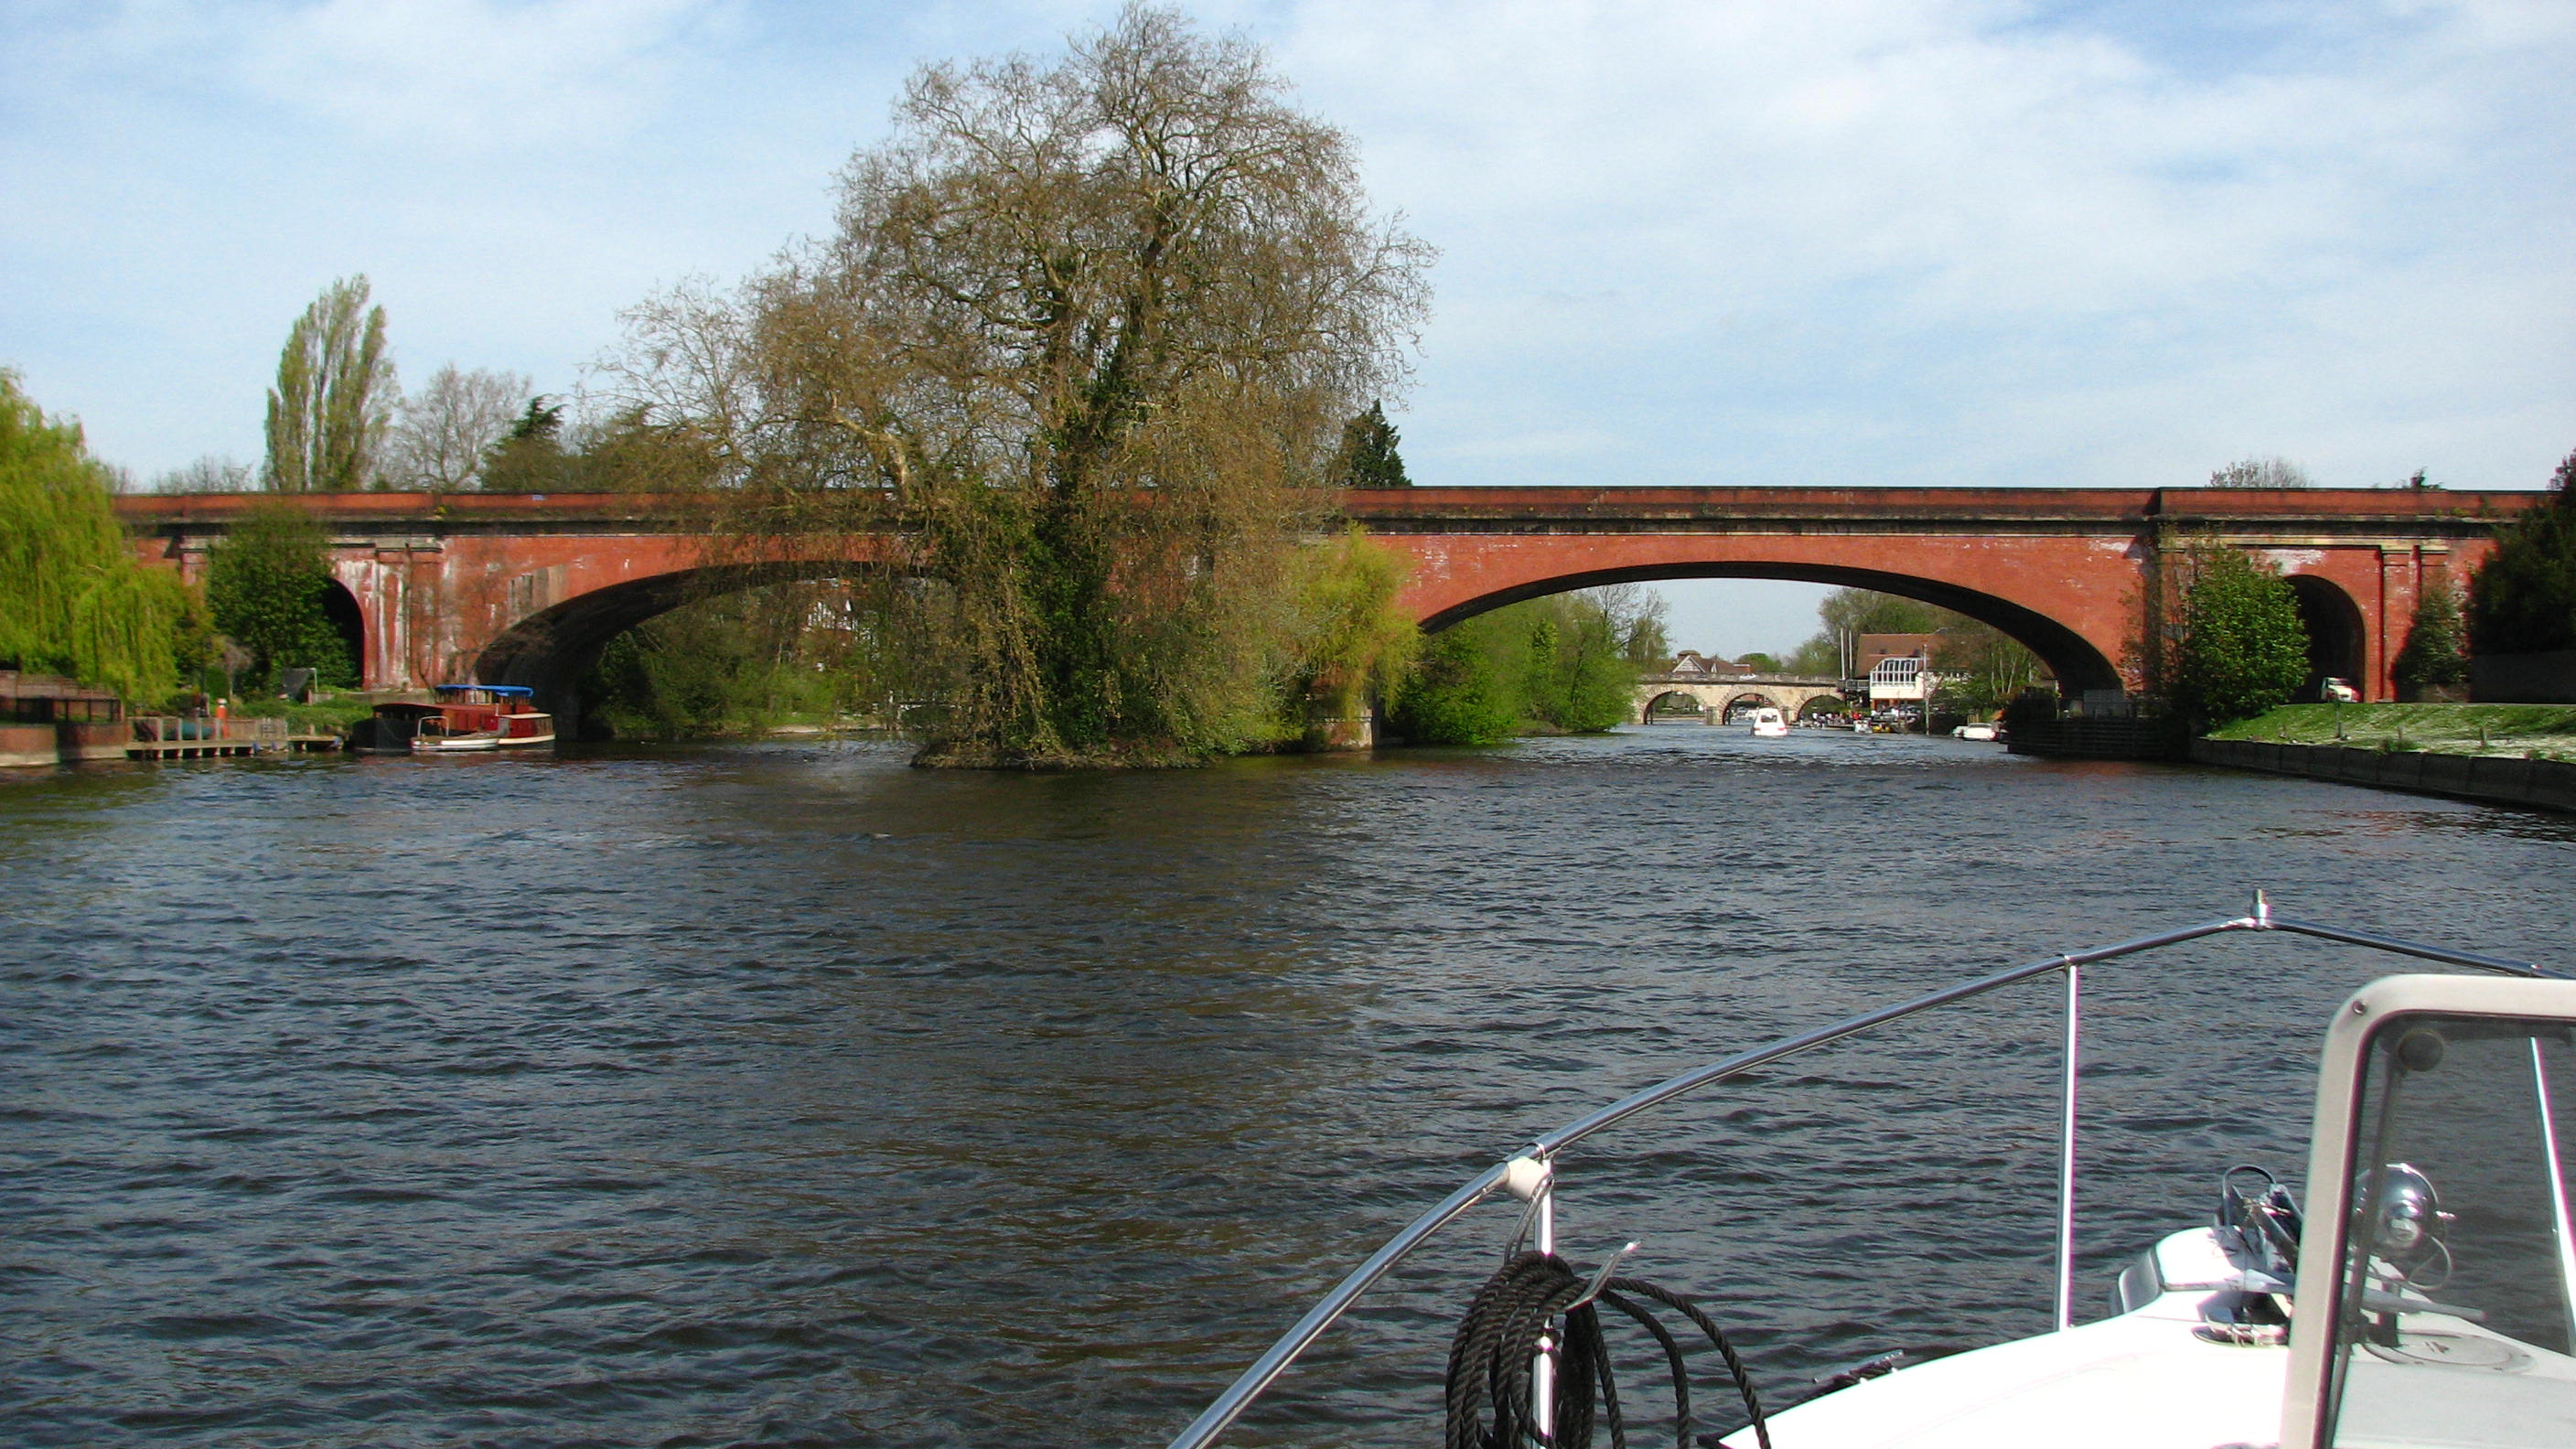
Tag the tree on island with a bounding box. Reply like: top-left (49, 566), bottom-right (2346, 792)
top-left (265, 275), bottom-right (396, 492)
top-left (607, 5), bottom-right (1432, 767)
top-left (0, 370), bottom-right (197, 700)
top-left (2466, 448), bottom-right (2576, 657)
top-left (1331, 402), bottom-right (1411, 488)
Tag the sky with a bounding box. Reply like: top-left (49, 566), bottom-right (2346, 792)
top-left (5, 0), bottom-right (2571, 657)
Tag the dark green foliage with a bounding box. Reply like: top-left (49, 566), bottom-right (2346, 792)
top-left (478, 398), bottom-right (574, 493)
top-left (0, 370), bottom-right (193, 700)
top-left (2172, 547), bottom-right (2309, 725)
top-left (203, 504), bottom-right (354, 691)
top-left (2392, 578), bottom-right (2468, 696)
top-left (2466, 449), bottom-right (2576, 656)
top-left (1331, 402), bottom-right (1411, 488)
top-left (579, 582), bottom-right (899, 740)
top-left (1519, 598), bottom-right (1634, 732)
top-left (1390, 617), bottom-right (1520, 745)
top-left (1391, 591), bottom-right (1639, 743)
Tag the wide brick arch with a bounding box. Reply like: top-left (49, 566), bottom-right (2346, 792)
top-left (1376, 539), bottom-right (2131, 694)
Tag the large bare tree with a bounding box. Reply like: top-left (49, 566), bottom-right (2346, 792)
top-left (386, 363), bottom-right (531, 491)
top-left (263, 275), bottom-right (396, 492)
top-left (614, 5), bottom-right (1432, 765)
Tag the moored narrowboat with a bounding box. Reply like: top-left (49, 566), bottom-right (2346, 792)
top-left (358, 685), bottom-right (554, 754)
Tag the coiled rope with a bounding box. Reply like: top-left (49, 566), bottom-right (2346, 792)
top-left (1443, 1250), bottom-right (1770, 1449)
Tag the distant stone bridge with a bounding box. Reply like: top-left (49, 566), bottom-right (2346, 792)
top-left (119, 485), bottom-right (2530, 718)
top-left (1634, 673), bottom-right (1847, 724)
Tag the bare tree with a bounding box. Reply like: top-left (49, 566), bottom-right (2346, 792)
top-left (2206, 456), bottom-right (2314, 488)
top-left (264, 275), bottom-right (396, 492)
top-left (152, 456), bottom-right (255, 493)
top-left (386, 364), bottom-right (531, 490)
top-left (610, 5), bottom-right (1432, 766)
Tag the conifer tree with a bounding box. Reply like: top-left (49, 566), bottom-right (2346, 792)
top-left (1332, 402), bottom-right (1411, 488)
top-left (2391, 577), bottom-right (2468, 697)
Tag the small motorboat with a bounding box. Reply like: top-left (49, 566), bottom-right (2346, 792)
top-left (358, 684), bottom-right (554, 754)
top-left (1748, 706), bottom-right (1790, 739)
top-left (1166, 898), bottom-right (2575, 1449)
top-left (1953, 720), bottom-right (2001, 742)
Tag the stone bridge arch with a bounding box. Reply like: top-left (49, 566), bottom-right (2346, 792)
top-left (1633, 677), bottom-right (1850, 724)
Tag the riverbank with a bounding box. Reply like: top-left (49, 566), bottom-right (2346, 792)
top-left (2206, 702), bottom-right (2576, 759)
top-left (2195, 703), bottom-right (2576, 813)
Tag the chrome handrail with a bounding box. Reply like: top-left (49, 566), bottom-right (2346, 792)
top-left (1165, 899), bottom-right (2555, 1449)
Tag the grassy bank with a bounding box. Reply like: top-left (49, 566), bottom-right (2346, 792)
top-left (2209, 703), bottom-right (2576, 759)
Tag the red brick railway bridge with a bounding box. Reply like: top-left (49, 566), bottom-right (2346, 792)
top-left (120, 487), bottom-right (2528, 717)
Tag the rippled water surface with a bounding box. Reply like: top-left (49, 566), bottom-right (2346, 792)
top-left (5, 729), bottom-right (2571, 1446)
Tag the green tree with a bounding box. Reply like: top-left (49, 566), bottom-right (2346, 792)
top-left (1291, 526), bottom-right (1418, 726)
top-left (1933, 619), bottom-right (2047, 714)
top-left (478, 397), bottom-right (574, 493)
top-left (264, 275), bottom-right (396, 492)
top-left (0, 370), bottom-right (193, 699)
top-left (2391, 576), bottom-right (2469, 697)
top-left (2170, 545), bottom-right (2309, 725)
top-left (1390, 615), bottom-right (1521, 745)
top-left (608, 5), bottom-right (1431, 767)
top-left (2466, 449), bottom-right (2576, 656)
top-left (203, 503), bottom-right (353, 690)
top-left (1330, 402), bottom-right (1411, 488)
top-left (1519, 594), bottom-right (1634, 732)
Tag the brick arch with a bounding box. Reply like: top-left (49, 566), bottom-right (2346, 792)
top-left (475, 560), bottom-right (886, 724)
top-left (2282, 573), bottom-right (2366, 699)
top-left (1390, 551), bottom-right (2124, 695)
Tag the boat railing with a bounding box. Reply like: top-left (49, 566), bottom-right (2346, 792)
top-left (1165, 896), bottom-right (2559, 1449)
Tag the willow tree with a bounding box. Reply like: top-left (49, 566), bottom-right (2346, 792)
top-left (617, 5), bottom-right (1431, 766)
top-left (0, 370), bottom-right (194, 700)
top-left (265, 275), bottom-right (395, 492)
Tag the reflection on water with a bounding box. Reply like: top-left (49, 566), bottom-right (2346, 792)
top-left (4, 730), bottom-right (2571, 1446)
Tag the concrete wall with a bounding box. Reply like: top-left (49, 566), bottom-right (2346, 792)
top-left (2191, 737), bottom-right (2576, 814)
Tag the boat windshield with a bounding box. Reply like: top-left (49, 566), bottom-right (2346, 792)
top-left (2322, 1014), bottom-right (2576, 1448)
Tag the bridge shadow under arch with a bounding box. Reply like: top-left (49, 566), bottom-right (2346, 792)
top-left (1416, 562), bottom-right (2122, 695)
top-left (473, 561), bottom-right (886, 725)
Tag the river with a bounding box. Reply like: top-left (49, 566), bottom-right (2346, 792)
top-left (5, 727), bottom-right (2571, 1446)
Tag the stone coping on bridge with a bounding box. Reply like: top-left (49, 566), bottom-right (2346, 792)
top-left (118, 487), bottom-right (2541, 532)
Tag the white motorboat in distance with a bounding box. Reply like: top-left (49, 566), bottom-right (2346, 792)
top-left (1749, 706), bottom-right (1791, 738)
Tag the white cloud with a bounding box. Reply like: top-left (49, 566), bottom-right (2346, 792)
top-left (2, 0), bottom-right (2569, 492)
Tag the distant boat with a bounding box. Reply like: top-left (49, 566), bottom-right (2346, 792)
top-left (1953, 720), bottom-right (2001, 742)
top-left (358, 684), bottom-right (554, 754)
top-left (1748, 706), bottom-right (1789, 738)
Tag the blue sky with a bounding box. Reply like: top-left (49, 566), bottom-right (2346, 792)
top-left (4, 1), bottom-right (2570, 655)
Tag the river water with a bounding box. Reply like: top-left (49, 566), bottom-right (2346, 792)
top-left (5, 728), bottom-right (2571, 1446)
